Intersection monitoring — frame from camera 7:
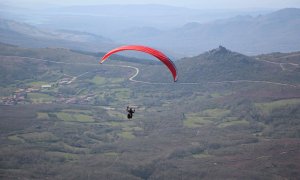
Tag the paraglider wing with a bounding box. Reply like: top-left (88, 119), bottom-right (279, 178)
top-left (100, 45), bottom-right (178, 82)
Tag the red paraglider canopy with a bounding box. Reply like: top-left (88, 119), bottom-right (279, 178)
top-left (100, 45), bottom-right (178, 82)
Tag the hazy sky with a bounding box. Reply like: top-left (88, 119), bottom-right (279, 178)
top-left (2, 0), bottom-right (300, 9)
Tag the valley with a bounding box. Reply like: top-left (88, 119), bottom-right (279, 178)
top-left (0, 44), bottom-right (300, 179)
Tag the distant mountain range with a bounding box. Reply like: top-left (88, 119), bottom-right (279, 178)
top-left (117, 8), bottom-right (300, 56)
top-left (0, 8), bottom-right (300, 58)
top-left (1, 4), bottom-right (268, 36)
top-left (0, 18), bottom-right (117, 52)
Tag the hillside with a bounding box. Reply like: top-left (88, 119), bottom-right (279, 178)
top-left (0, 44), bottom-right (300, 179)
top-left (256, 51), bottom-right (300, 64)
top-left (137, 46), bottom-right (300, 85)
top-left (2, 44), bottom-right (299, 88)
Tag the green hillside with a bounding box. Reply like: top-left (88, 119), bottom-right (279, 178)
top-left (137, 46), bottom-right (300, 85)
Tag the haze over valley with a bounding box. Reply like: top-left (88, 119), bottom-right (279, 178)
top-left (1, 3), bottom-right (300, 57)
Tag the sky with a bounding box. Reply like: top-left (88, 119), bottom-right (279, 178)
top-left (2, 0), bottom-right (300, 9)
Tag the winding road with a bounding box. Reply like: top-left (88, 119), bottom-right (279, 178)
top-left (255, 57), bottom-right (299, 71)
top-left (105, 61), bottom-right (299, 88)
top-left (1, 55), bottom-right (299, 88)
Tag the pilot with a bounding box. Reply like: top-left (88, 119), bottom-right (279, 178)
top-left (126, 106), bottom-right (135, 119)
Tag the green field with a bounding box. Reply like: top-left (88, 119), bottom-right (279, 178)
top-left (217, 118), bottom-right (249, 128)
top-left (255, 98), bottom-right (300, 115)
top-left (90, 76), bottom-right (106, 85)
top-left (107, 110), bottom-right (127, 119)
top-left (192, 152), bottom-right (213, 159)
top-left (114, 88), bottom-right (131, 99)
top-left (76, 114), bottom-right (95, 122)
top-left (108, 78), bottom-right (125, 84)
top-left (201, 108), bottom-right (230, 117)
top-left (184, 108), bottom-right (231, 128)
top-left (184, 115), bottom-right (214, 128)
top-left (28, 93), bottom-right (54, 103)
top-left (62, 109), bottom-right (92, 114)
top-left (102, 152), bottom-right (119, 157)
top-left (27, 81), bottom-right (50, 86)
top-left (17, 132), bottom-right (59, 143)
top-left (46, 151), bottom-right (79, 161)
top-left (51, 142), bottom-right (89, 154)
top-left (118, 131), bottom-right (135, 139)
top-left (8, 135), bottom-right (25, 143)
top-left (37, 112), bottom-right (50, 120)
top-left (55, 112), bottom-right (95, 123)
top-left (105, 120), bottom-right (140, 131)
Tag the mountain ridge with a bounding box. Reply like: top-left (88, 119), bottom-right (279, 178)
top-left (0, 18), bottom-right (117, 52)
top-left (118, 8), bottom-right (300, 56)
top-left (128, 45), bottom-right (300, 85)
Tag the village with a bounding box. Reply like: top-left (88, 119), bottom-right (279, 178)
top-left (0, 75), bottom-right (97, 106)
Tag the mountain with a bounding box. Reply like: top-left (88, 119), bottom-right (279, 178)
top-left (3, 6), bottom-right (296, 57)
top-left (177, 46), bottom-right (280, 82)
top-left (118, 8), bottom-right (300, 56)
top-left (1, 3), bottom-right (271, 39)
top-left (0, 18), bottom-right (117, 52)
top-left (137, 46), bottom-right (300, 85)
top-left (182, 46), bottom-right (299, 83)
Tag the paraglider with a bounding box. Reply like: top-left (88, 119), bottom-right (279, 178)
top-left (100, 45), bottom-right (178, 82)
top-left (100, 45), bottom-right (178, 119)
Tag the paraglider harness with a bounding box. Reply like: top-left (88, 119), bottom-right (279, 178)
top-left (126, 106), bottom-right (135, 119)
